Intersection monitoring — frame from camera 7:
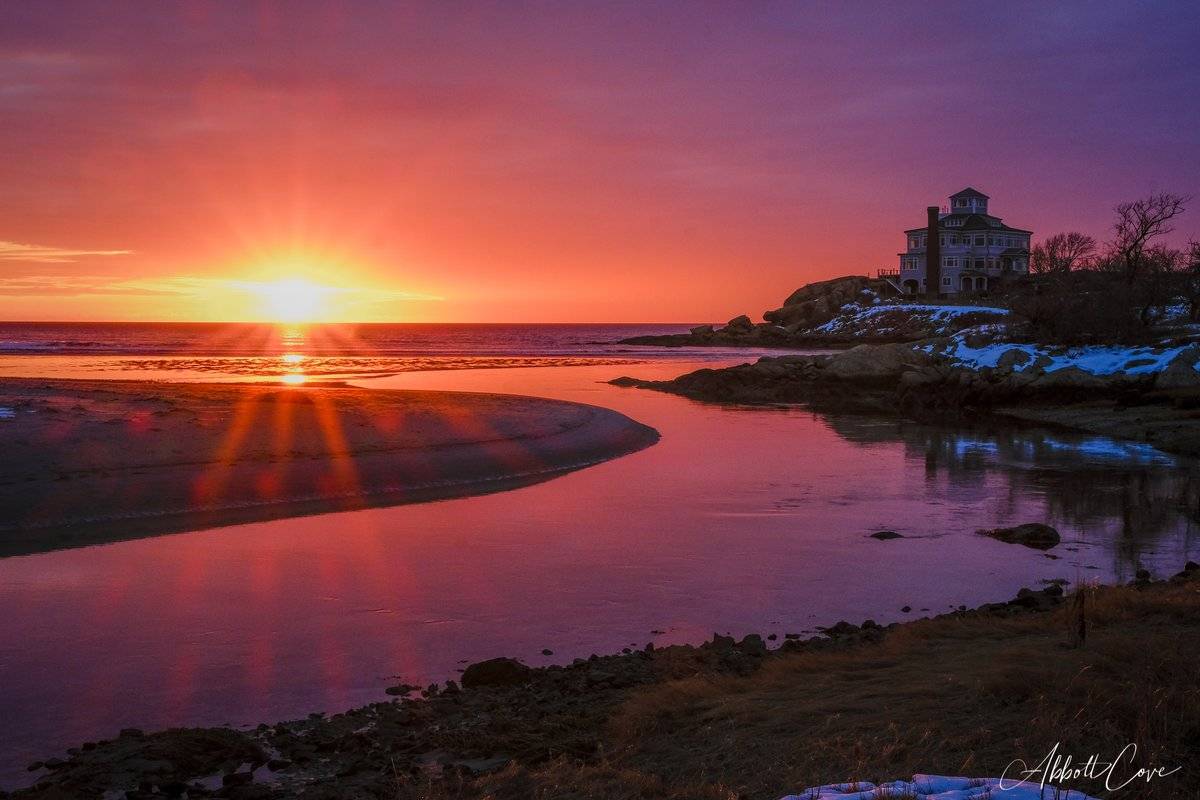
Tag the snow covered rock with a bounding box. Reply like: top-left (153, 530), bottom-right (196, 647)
top-left (781, 774), bottom-right (1098, 799)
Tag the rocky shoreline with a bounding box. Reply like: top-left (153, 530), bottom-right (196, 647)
top-left (11, 562), bottom-right (1199, 799)
top-left (619, 276), bottom-right (1010, 349)
top-left (613, 334), bottom-right (1200, 457)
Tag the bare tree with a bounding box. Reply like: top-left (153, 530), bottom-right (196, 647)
top-left (1030, 232), bottom-right (1097, 274)
top-left (1110, 193), bottom-right (1190, 285)
top-left (1176, 240), bottom-right (1200, 321)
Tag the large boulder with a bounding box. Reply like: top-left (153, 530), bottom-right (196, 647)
top-left (763, 276), bottom-right (874, 329)
top-left (1027, 366), bottom-right (1109, 391)
top-left (977, 523), bottom-right (1061, 550)
top-left (460, 657), bottom-right (532, 688)
top-left (724, 314), bottom-right (754, 331)
top-left (778, 275), bottom-right (871, 309)
top-left (1156, 346), bottom-right (1200, 390)
top-left (823, 343), bottom-right (931, 382)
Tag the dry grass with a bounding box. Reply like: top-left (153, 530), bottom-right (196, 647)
top-left (396, 579), bottom-right (1199, 799)
top-left (604, 581), bottom-right (1200, 798)
top-left (386, 578), bottom-right (1200, 796)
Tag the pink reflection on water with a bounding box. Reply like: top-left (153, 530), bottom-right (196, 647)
top-left (0, 359), bottom-right (1198, 787)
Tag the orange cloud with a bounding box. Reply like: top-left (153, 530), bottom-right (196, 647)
top-left (0, 241), bottom-right (133, 264)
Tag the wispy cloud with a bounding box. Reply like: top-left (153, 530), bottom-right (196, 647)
top-left (0, 273), bottom-right (443, 303)
top-left (0, 241), bottom-right (133, 264)
top-left (0, 275), bottom-right (178, 297)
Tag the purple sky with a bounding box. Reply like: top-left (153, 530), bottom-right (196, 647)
top-left (0, 2), bottom-right (1197, 320)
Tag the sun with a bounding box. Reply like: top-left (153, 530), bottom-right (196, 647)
top-left (250, 278), bottom-right (334, 323)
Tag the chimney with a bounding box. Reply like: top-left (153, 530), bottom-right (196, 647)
top-left (925, 206), bottom-right (941, 297)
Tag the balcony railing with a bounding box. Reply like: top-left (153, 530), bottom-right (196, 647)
top-left (876, 268), bottom-right (901, 279)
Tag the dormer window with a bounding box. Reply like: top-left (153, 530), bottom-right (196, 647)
top-left (954, 198), bottom-right (968, 208)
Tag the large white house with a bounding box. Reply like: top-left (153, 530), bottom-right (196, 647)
top-left (894, 188), bottom-right (1032, 295)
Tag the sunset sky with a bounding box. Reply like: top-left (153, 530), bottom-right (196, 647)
top-left (1, 2), bottom-right (1198, 322)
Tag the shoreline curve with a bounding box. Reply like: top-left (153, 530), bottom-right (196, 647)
top-left (0, 378), bottom-right (660, 558)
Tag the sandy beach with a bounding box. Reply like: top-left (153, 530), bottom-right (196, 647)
top-left (0, 378), bottom-right (658, 557)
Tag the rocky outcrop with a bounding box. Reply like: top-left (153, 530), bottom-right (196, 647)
top-left (763, 275), bottom-right (875, 328)
top-left (615, 336), bottom-right (1200, 454)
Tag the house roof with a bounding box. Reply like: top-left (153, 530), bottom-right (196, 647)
top-left (904, 213), bottom-right (1032, 235)
top-left (950, 187), bottom-right (990, 199)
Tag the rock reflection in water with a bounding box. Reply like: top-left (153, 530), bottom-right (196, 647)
top-left (824, 414), bottom-right (1199, 578)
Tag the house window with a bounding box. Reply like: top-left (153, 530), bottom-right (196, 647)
top-left (987, 236), bottom-right (995, 246)
top-left (975, 259), bottom-right (985, 269)
top-left (955, 199), bottom-right (966, 207)
top-left (975, 235), bottom-right (985, 246)
top-left (942, 276), bottom-right (951, 286)
top-left (939, 235), bottom-right (945, 246)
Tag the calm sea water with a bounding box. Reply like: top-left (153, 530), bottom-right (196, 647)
top-left (0, 321), bottom-right (693, 356)
top-left (0, 321), bottom-right (744, 381)
top-left (0, 325), bottom-right (1198, 787)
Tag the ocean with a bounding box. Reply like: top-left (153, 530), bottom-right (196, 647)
top-left (0, 321), bottom-right (737, 381)
top-left (0, 322), bottom-right (691, 357)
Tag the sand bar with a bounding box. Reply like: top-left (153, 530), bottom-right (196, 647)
top-left (0, 378), bottom-right (658, 557)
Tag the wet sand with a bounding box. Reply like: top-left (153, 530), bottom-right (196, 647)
top-left (0, 378), bottom-right (658, 557)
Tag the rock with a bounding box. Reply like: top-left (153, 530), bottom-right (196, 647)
top-left (1156, 347), bottom-right (1200, 389)
top-left (766, 633), bottom-right (777, 641)
top-left (977, 523), bottom-right (1061, 550)
top-left (689, 324), bottom-right (714, 336)
top-left (1028, 366), bottom-right (1108, 391)
top-left (736, 634), bottom-right (767, 655)
top-left (705, 633), bottom-right (735, 651)
top-left (725, 314), bottom-right (753, 331)
top-left (541, 648), bottom-right (553, 656)
top-left (995, 348), bottom-right (1031, 371)
top-left (460, 657), bottom-right (532, 688)
top-left (822, 620), bottom-right (859, 638)
top-left (870, 530), bottom-right (903, 540)
top-left (1009, 586), bottom-right (1064, 610)
top-left (764, 276), bottom-right (872, 328)
top-left (384, 683), bottom-right (419, 696)
top-left (159, 780), bottom-right (189, 797)
top-left (823, 343), bottom-right (930, 382)
top-left (454, 755), bottom-right (511, 776)
top-left (222, 771), bottom-right (253, 787)
top-left (901, 606), bottom-right (911, 613)
top-left (608, 376), bottom-right (643, 387)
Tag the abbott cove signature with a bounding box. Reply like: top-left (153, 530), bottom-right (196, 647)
top-left (1001, 742), bottom-right (1181, 793)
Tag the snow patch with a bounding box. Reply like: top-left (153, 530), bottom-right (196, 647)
top-left (781, 774), bottom-right (1099, 799)
top-left (938, 332), bottom-right (1191, 377)
top-left (813, 304), bottom-right (1009, 337)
